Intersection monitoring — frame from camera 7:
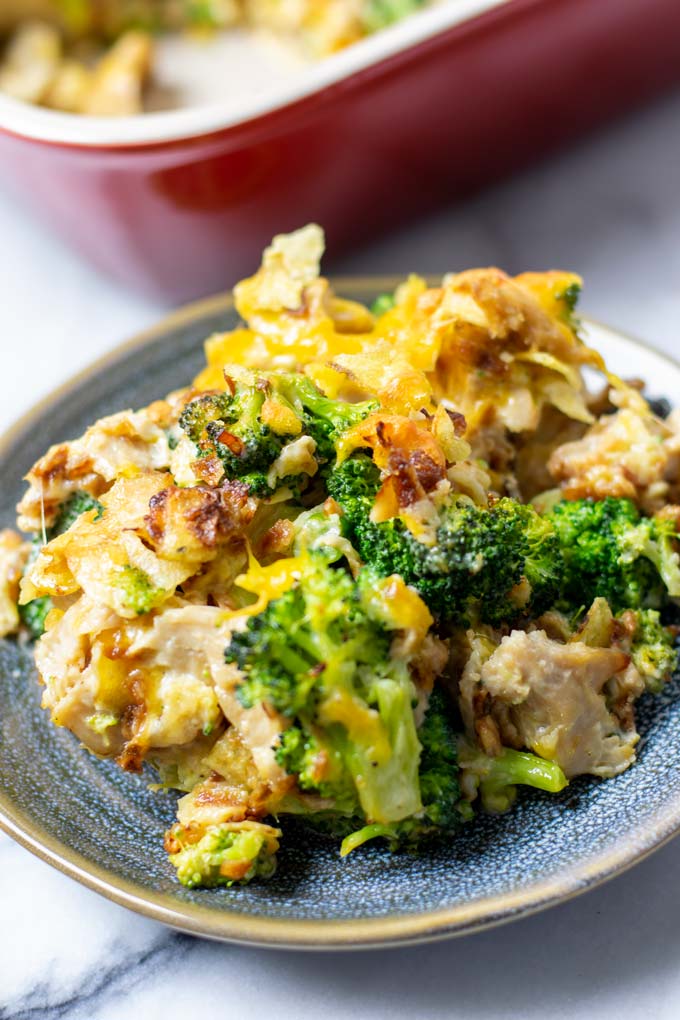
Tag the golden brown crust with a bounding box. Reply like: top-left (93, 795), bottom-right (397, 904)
top-left (17, 409), bottom-right (172, 533)
top-left (145, 480), bottom-right (253, 557)
top-left (256, 518), bottom-right (295, 560)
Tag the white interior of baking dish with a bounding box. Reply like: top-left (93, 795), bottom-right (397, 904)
top-left (0, 0), bottom-right (510, 146)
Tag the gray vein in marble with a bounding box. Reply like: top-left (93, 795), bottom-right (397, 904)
top-left (0, 934), bottom-right (194, 1020)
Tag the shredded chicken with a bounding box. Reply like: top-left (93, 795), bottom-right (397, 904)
top-left (460, 629), bottom-right (641, 779)
top-left (36, 596), bottom-right (130, 756)
top-left (549, 404), bottom-right (680, 513)
top-left (37, 596), bottom-right (292, 794)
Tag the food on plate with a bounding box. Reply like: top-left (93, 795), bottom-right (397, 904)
top-left (0, 1), bottom-right (430, 116)
top-left (2, 224), bottom-right (679, 889)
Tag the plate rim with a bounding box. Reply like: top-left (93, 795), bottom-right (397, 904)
top-left (1, 283), bottom-right (679, 950)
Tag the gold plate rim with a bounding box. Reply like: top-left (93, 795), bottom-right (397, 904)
top-left (1, 281), bottom-right (679, 950)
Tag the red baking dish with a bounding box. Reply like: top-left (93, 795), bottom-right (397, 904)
top-left (1, 0), bottom-right (679, 303)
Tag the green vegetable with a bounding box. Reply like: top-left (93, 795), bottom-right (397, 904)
top-left (225, 554), bottom-right (423, 825)
top-left (51, 491), bottom-right (104, 533)
top-left (628, 608), bottom-right (678, 693)
top-left (275, 726), bottom-right (358, 816)
top-left (327, 454), bottom-right (562, 624)
top-left (459, 745), bottom-right (568, 814)
top-left (113, 564), bottom-right (167, 616)
top-left (362, 0), bottom-right (427, 33)
top-left (340, 687), bottom-right (467, 855)
top-left (179, 387), bottom-right (295, 498)
top-left (555, 281), bottom-right (582, 333)
top-left (18, 596), bottom-right (52, 641)
top-left (179, 374), bottom-right (375, 497)
top-left (275, 374), bottom-right (377, 465)
top-left (86, 712), bottom-right (119, 735)
top-left (546, 497), bottom-right (680, 613)
top-left (291, 503), bottom-right (360, 571)
top-left (370, 292), bottom-right (396, 317)
top-left (168, 823), bottom-right (279, 888)
top-left (185, 0), bottom-right (227, 27)
top-left (19, 491), bottom-right (104, 640)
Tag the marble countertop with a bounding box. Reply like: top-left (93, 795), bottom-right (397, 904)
top-left (1, 89), bottom-right (680, 1020)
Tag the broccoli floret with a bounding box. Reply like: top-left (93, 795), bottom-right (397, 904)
top-left (167, 822), bottom-right (280, 888)
top-left (276, 726), bottom-right (327, 790)
top-left (459, 744), bottom-right (568, 814)
top-left (18, 596), bottom-right (52, 641)
top-left (622, 515), bottom-right (680, 599)
top-left (227, 559), bottom-right (391, 717)
top-left (19, 490), bottom-right (104, 640)
top-left (113, 564), bottom-right (167, 616)
top-left (556, 281), bottom-right (582, 333)
top-left (327, 454), bottom-right (562, 625)
top-left (370, 292), bottom-right (396, 317)
top-left (326, 451), bottom-right (380, 514)
top-left (185, 1), bottom-right (227, 28)
top-left (276, 726), bottom-right (358, 816)
top-left (362, 0), bottom-right (426, 32)
top-left (433, 499), bottom-right (562, 625)
top-left (225, 555), bottom-right (423, 825)
top-left (179, 374), bottom-right (375, 496)
top-left (177, 392), bottom-right (230, 447)
top-left (340, 687), bottom-right (467, 855)
top-left (415, 686), bottom-right (465, 832)
top-left (276, 374), bottom-right (377, 464)
top-left (179, 387), bottom-right (294, 498)
top-left (51, 491), bottom-right (103, 534)
top-left (628, 608), bottom-right (678, 693)
top-left (546, 498), bottom-right (680, 613)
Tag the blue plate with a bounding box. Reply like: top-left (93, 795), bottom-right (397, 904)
top-left (1, 285), bottom-right (679, 948)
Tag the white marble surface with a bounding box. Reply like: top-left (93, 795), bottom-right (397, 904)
top-left (1, 90), bottom-right (680, 1019)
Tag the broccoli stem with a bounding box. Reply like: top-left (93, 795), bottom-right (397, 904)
top-left (281, 375), bottom-right (352, 431)
top-left (340, 823), bottom-right (395, 857)
top-left (326, 676), bottom-right (423, 825)
top-left (461, 745), bottom-right (568, 813)
top-left (482, 748), bottom-right (567, 800)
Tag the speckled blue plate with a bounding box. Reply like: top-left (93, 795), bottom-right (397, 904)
top-left (2, 284), bottom-right (680, 949)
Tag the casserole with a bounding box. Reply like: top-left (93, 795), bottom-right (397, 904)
top-left (3, 269), bottom-right (680, 945)
top-left (1, 0), bottom-right (679, 300)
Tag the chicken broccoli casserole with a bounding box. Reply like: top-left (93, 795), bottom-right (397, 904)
top-left (0, 1), bottom-right (431, 116)
top-left (2, 224), bottom-right (679, 890)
